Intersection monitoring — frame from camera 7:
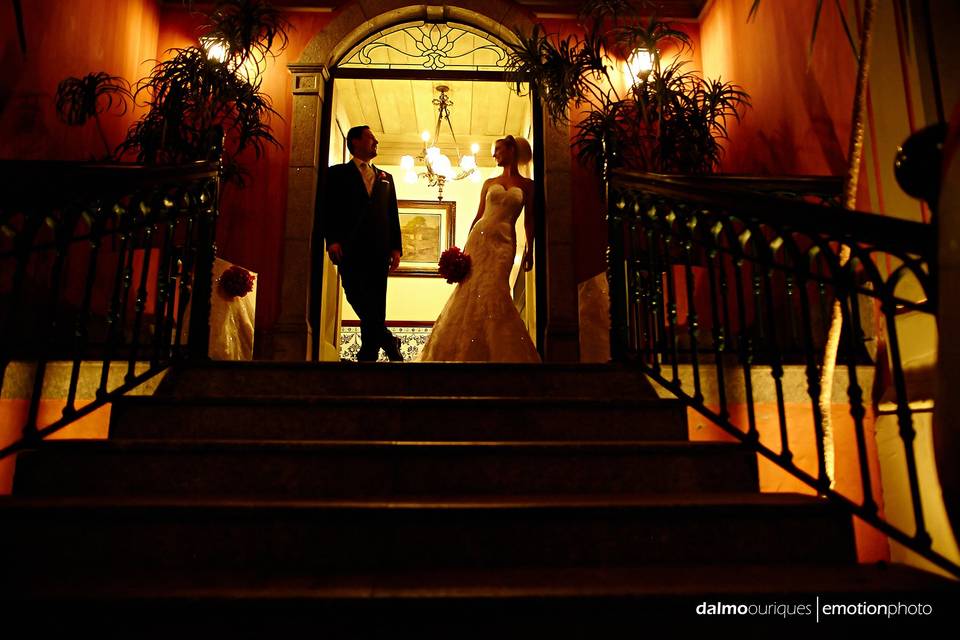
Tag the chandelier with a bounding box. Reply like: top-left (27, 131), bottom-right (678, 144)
top-left (401, 85), bottom-right (482, 202)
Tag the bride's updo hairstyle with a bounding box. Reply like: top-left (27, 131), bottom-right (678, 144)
top-left (496, 134), bottom-right (533, 176)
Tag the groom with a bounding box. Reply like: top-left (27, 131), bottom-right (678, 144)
top-left (321, 125), bottom-right (404, 361)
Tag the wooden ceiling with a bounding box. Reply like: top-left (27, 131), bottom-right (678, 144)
top-left (335, 79), bottom-right (531, 167)
top-left (161, 1), bottom-right (708, 20)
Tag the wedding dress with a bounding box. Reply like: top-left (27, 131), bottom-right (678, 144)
top-left (417, 183), bottom-right (541, 362)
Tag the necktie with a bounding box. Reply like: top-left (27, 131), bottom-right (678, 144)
top-left (360, 161), bottom-right (374, 196)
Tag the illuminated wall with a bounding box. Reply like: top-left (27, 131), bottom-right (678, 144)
top-left (0, 0), bottom-right (160, 160)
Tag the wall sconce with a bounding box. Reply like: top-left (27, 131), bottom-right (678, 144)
top-left (200, 36), bottom-right (229, 63)
top-left (626, 48), bottom-right (655, 85)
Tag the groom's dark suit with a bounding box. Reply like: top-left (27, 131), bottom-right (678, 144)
top-left (321, 158), bottom-right (402, 360)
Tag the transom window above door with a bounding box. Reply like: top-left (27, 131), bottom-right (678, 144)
top-left (338, 22), bottom-right (511, 71)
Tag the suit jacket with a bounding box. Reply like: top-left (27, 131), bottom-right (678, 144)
top-left (320, 160), bottom-right (402, 259)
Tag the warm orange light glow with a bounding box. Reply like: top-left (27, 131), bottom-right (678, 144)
top-left (200, 36), bottom-right (228, 63)
top-left (625, 48), bottom-right (654, 86)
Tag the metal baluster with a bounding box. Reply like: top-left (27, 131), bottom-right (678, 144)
top-left (705, 220), bottom-right (729, 419)
top-left (65, 207), bottom-right (104, 415)
top-left (0, 215), bottom-right (39, 401)
top-left (645, 213), bottom-right (663, 376)
top-left (883, 302), bottom-right (932, 548)
top-left (173, 209), bottom-right (196, 354)
top-left (681, 211), bottom-right (703, 402)
top-left (626, 215), bottom-right (640, 358)
top-left (630, 256), bottom-right (643, 360)
top-left (151, 196), bottom-right (177, 366)
top-left (187, 179), bottom-right (219, 361)
top-left (127, 219), bottom-right (155, 382)
top-left (761, 237), bottom-right (791, 464)
top-left (24, 213), bottom-right (74, 441)
top-left (662, 211), bottom-right (681, 385)
top-left (159, 212), bottom-right (185, 359)
top-left (785, 273), bottom-right (799, 354)
top-left (607, 190), bottom-right (628, 361)
top-left (98, 212), bottom-right (137, 398)
top-left (731, 228), bottom-right (758, 442)
top-left (838, 262), bottom-right (877, 515)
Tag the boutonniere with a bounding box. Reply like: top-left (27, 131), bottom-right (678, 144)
top-left (376, 169), bottom-right (388, 181)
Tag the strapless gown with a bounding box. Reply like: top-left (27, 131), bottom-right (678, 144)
top-left (417, 183), bottom-right (541, 362)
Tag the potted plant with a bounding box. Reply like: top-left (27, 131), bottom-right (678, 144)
top-left (505, 0), bottom-right (751, 180)
top-left (54, 72), bottom-right (132, 160)
top-left (116, 0), bottom-right (292, 184)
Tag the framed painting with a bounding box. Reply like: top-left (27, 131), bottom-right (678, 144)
top-left (394, 199), bottom-right (457, 277)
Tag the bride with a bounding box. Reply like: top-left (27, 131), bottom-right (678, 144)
top-left (416, 135), bottom-right (541, 363)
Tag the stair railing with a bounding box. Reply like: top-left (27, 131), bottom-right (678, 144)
top-left (0, 160), bottom-right (221, 460)
top-left (607, 168), bottom-right (960, 578)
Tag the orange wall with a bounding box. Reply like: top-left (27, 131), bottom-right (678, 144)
top-left (0, 0), bottom-right (159, 160)
top-left (699, 0), bottom-right (858, 176)
top-left (699, 0), bottom-right (940, 224)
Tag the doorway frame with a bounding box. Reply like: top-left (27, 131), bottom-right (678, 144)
top-left (310, 67), bottom-right (546, 361)
top-left (274, 4), bottom-right (579, 362)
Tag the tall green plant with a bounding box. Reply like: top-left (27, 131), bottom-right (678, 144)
top-left (116, 0), bottom-right (291, 184)
top-left (506, 0), bottom-right (750, 178)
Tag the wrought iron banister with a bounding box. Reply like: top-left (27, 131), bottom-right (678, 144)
top-left (1, 160), bottom-right (221, 459)
top-left (612, 170), bottom-right (936, 256)
top-left (639, 172), bottom-right (846, 207)
top-left (607, 169), bottom-right (957, 579)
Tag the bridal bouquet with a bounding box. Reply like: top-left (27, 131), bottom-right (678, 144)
top-left (438, 246), bottom-right (471, 284)
top-left (218, 265), bottom-right (256, 298)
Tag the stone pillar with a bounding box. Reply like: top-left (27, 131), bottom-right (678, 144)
top-left (272, 65), bottom-right (327, 360)
top-left (541, 114), bottom-right (580, 362)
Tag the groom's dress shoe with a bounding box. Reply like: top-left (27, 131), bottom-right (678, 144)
top-left (384, 335), bottom-right (404, 361)
top-left (356, 344), bottom-right (378, 362)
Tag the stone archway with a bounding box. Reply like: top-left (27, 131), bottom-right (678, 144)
top-left (271, 1), bottom-right (579, 362)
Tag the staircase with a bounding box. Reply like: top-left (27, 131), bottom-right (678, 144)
top-left (1, 361), bottom-right (956, 633)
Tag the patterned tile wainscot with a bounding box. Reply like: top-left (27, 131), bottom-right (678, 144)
top-left (339, 325), bottom-right (433, 362)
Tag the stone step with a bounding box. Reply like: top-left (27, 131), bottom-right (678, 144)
top-left (0, 494), bottom-right (857, 575)
top-left (5, 564), bottom-right (956, 632)
top-left (13, 439), bottom-right (758, 498)
top-left (152, 361), bottom-right (662, 399)
top-left (108, 395), bottom-right (689, 441)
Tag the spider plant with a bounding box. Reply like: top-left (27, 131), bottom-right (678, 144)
top-left (54, 72), bottom-right (132, 160)
top-left (115, 0), bottom-right (291, 184)
top-left (506, 0), bottom-right (750, 179)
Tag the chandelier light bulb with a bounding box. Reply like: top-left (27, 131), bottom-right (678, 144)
top-left (404, 170), bottom-right (418, 184)
top-left (460, 155), bottom-right (476, 171)
top-left (400, 155), bottom-right (415, 170)
top-left (426, 146), bottom-right (441, 160)
top-left (421, 130), bottom-right (431, 143)
top-left (470, 143), bottom-right (480, 155)
top-left (433, 153), bottom-right (453, 178)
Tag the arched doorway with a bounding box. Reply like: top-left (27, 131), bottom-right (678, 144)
top-left (272, 2), bottom-right (579, 362)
